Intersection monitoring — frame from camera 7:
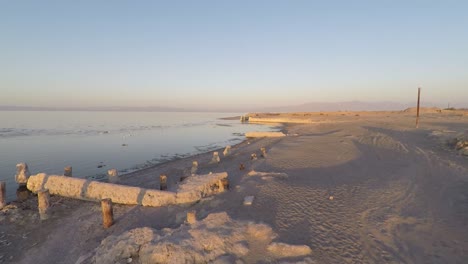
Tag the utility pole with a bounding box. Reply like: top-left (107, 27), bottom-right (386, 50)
top-left (416, 87), bottom-right (421, 128)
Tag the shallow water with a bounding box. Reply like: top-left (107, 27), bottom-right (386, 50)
top-left (0, 111), bottom-right (276, 201)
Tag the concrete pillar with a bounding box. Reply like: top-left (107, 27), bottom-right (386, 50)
top-left (210, 152), bottom-right (220, 164)
top-left (191, 161), bottom-right (198, 175)
top-left (223, 145), bottom-right (231, 157)
top-left (15, 163), bottom-right (30, 186)
top-left (107, 169), bottom-right (119, 184)
top-left (64, 166), bottom-right (72, 177)
top-left (38, 189), bottom-right (50, 220)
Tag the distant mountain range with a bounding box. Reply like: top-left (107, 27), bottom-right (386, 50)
top-left (262, 101), bottom-right (418, 112)
top-left (0, 101), bottom-right (455, 113)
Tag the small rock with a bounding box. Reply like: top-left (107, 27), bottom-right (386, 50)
top-left (127, 257), bottom-right (133, 263)
top-left (251, 153), bottom-right (257, 161)
top-left (122, 143), bottom-right (128, 147)
top-left (329, 196), bottom-right (334, 201)
top-left (239, 163), bottom-right (245, 170)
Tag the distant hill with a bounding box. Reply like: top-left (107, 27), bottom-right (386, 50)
top-left (262, 101), bottom-right (419, 112)
top-left (0, 101), bottom-right (451, 113)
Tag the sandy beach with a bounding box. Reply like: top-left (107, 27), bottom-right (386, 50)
top-left (1, 109), bottom-right (468, 263)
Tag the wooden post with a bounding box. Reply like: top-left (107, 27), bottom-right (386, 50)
top-left (416, 87), bottom-right (421, 128)
top-left (223, 145), bottom-right (231, 157)
top-left (160, 174), bottom-right (167, 191)
top-left (64, 166), bottom-right (72, 177)
top-left (220, 178), bottom-right (229, 190)
top-left (186, 210), bottom-right (196, 224)
top-left (210, 152), bottom-right (220, 164)
top-left (239, 163), bottom-right (245, 170)
top-left (0, 182), bottom-right (6, 209)
top-left (218, 179), bottom-right (225, 192)
top-left (38, 189), bottom-right (50, 220)
top-left (101, 198), bottom-right (114, 228)
top-left (107, 169), bottom-right (119, 184)
top-left (260, 147), bottom-right (267, 158)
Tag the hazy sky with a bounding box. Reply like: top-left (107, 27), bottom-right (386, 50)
top-left (1, 1), bottom-right (467, 109)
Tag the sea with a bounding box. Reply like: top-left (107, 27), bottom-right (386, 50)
top-left (0, 111), bottom-right (278, 201)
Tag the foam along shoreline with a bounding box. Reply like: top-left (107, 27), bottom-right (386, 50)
top-left (245, 131), bottom-right (286, 138)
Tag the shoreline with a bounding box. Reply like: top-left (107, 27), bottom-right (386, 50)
top-left (2, 111), bottom-right (468, 263)
top-left (1, 112), bottom-right (279, 201)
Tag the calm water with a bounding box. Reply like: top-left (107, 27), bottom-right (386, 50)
top-left (0, 111), bottom-right (277, 201)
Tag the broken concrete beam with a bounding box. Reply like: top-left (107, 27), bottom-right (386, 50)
top-left (27, 174), bottom-right (177, 207)
top-left (245, 132), bottom-right (286, 138)
top-left (15, 163), bottom-right (31, 185)
top-left (27, 172), bottom-right (229, 207)
top-left (176, 172), bottom-right (228, 204)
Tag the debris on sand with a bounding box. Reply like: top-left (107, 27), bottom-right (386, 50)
top-left (93, 212), bottom-right (312, 264)
top-left (244, 196), bottom-right (255, 205)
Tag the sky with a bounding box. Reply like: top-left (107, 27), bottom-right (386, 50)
top-left (1, 1), bottom-right (467, 110)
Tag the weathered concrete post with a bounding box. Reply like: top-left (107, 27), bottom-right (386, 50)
top-left (223, 145), bottom-right (231, 157)
top-left (107, 169), bottom-right (119, 184)
top-left (260, 147), bottom-right (267, 158)
top-left (38, 189), bottom-right (50, 220)
top-left (210, 152), bottom-right (220, 164)
top-left (160, 174), bottom-right (167, 191)
top-left (186, 210), bottom-right (197, 224)
top-left (191, 161), bottom-right (198, 175)
top-left (64, 166), bottom-right (72, 177)
top-left (15, 163), bottom-right (31, 186)
top-left (101, 198), bottom-right (114, 228)
top-left (0, 182), bottom-right (6, 209)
